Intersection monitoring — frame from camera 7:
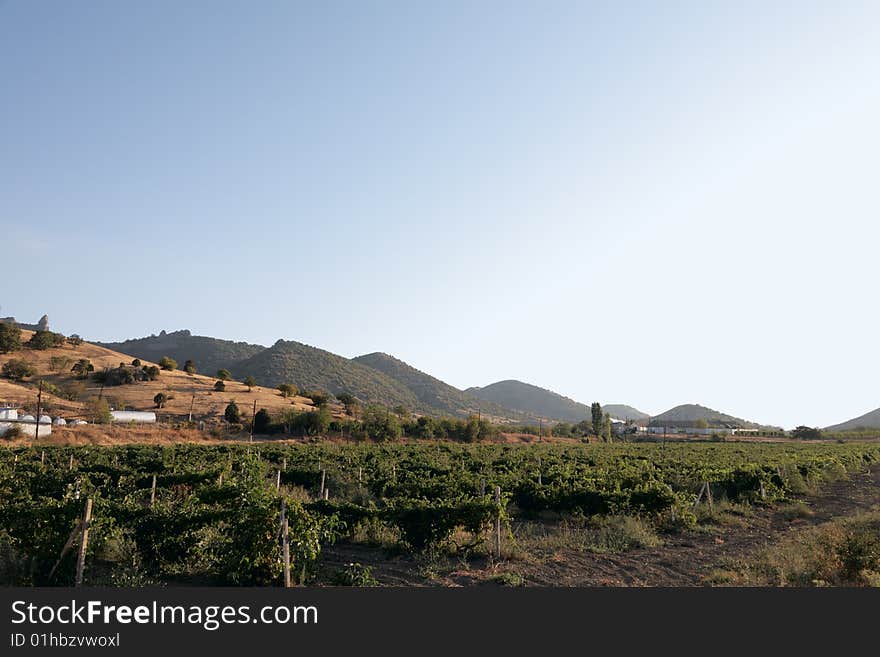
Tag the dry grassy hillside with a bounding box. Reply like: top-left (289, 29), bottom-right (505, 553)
top-left (0, 330), bottom-right (318, 421)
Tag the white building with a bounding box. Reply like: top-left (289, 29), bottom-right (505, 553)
top-left (0, 407), bottom-right (52, 437)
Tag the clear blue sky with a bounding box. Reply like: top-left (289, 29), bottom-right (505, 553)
top-left (2, 1), bottom-right (878, 429)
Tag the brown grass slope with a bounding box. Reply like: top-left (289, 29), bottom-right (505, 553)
top-left (0, 331), bottom-right (314, 421)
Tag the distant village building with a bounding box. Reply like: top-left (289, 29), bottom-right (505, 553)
top-left (646, 419), bottom-right (736, 436)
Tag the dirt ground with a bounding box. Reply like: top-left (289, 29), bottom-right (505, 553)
top-left (317, 465), bottom-right (880, 587)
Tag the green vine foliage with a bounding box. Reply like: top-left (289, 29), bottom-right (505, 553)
top-left (0, 442), bottom-right (878, 584)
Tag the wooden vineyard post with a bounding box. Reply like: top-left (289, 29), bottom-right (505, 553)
top-left (706, 481), bottom-right (713, 508)
top-left (494, 486), bottom-right (502, 559)
top-left (75, 498), bottom-right (92, 587)
top-left (694, 482), bottom-right (706, 508)
top-left (69, 454), bottom-right (74, 471)
top-left (759, 480), bottom-right (766, 500)
top-left (276, 470), bottom-right (281, 492)
top-left (357, 466), bottom-right (362, 484)
top-left (281, 501), bottom-right (291, 588)
top-left (479, 479), bottom-right (485, 497)
top-left (250, 400), bottom-right (257, 442)
top-left (323, 488), bottom-right (329, 501)
top-left (319, 469), bottom-right (326, 499)
top-left (218, 473), bottom-right (223, 486)
top-left (41, 450), bottom-right (45, 468)
top-left (150, 474), bottom-right (157, 508)
top-left (537, 457), bottom-right (542, 486)
top-left (282, 458), bottom-right (287, 471)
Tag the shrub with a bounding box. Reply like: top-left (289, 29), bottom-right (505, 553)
top-left (93, 365), bottom-right (136, 386)
top-left (66, 334), bottom-right (83, 346)
top-left (0, 323), bottom-right (22, 353)
top-left (131, 358), bottom-right (141, 367)
top-left (2, 425), bottom-right (24, 440)
top-left (142, 365), bottom-right (160, 381)
top-left (837, 529), bottom-right (880, 580)
top-left (159, 357), bottom-right (177, 371)
top-left (61, 382), bottom-right (86, 401)
top-left (49, 356), bottom-right (73, 372)
top-left (183, 360), bottom-right (196, 375)
top-left (244, 376), bottom-right (257, 391)
top-left (2, 359), bottom-right (36, 381)
top-left (332, 562), bottom-right (378, 586)
top-left (216, 369), bottom-right (232, 381)
top-left (213, 380), bottom-right (226, 392)
top-left (154, 393), bottom-right (168, 409)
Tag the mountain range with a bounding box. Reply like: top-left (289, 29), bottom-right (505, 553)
top-left (824, 407), bottom-right (880, 432)
top-left (650, 403), bottom-right (761, 428)
top-left (92, 328), bottom-right (847, 431)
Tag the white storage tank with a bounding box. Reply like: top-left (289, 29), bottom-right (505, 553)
top-left (110, 410), bottom-right (157, 423)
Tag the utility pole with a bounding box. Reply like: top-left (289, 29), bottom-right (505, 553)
top-left (34, 380), bottom-right (43, 442)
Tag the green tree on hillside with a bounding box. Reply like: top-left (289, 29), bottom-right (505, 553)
top-left (153, 393), bottom-right (168, 409)
top-left (244, 375), bottom-right (257, 392)
top-left (216, 369), bottom-right (232, 381)
top-left (67, 334), bottom-right (84, 346)
top-left (71, 358), bottom-right (94, 379)
top-left (361, 405), bottom-right (402, 442)
top-left (225, 401), bottom-right (242, 424)
top-left (214, 380), bottom-right (226, 392)
top-left (591, 402), bottom-right (603, 437)
top-left (27, 330), bottom-right (64, 350)
top-left (792, 426), bottom-right (823, 440)
top-left (159, 356), bottom-right (177, 371)
top-left (183, 359), bottom-right (197, 375)
top-left (305, 391), bottom-right (329, 407)
top-left (336, 392), bottom-right (360, 417)
top-left (277, 383), bottom-right (297, 398)
top-left (131, 358), bottom-right (142, 367)
top-left (0, 323), bottom-right (22, 354)
top-left (86, 397), bottom-right (112, 424)
top-left (254, 408), bottom-right (272, 434)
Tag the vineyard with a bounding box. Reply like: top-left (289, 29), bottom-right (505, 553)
top-left (1, 440), bottom-right (879, 586)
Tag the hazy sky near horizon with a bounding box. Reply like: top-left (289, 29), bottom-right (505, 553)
top-left (2, 1), bottom-right (879, 429)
